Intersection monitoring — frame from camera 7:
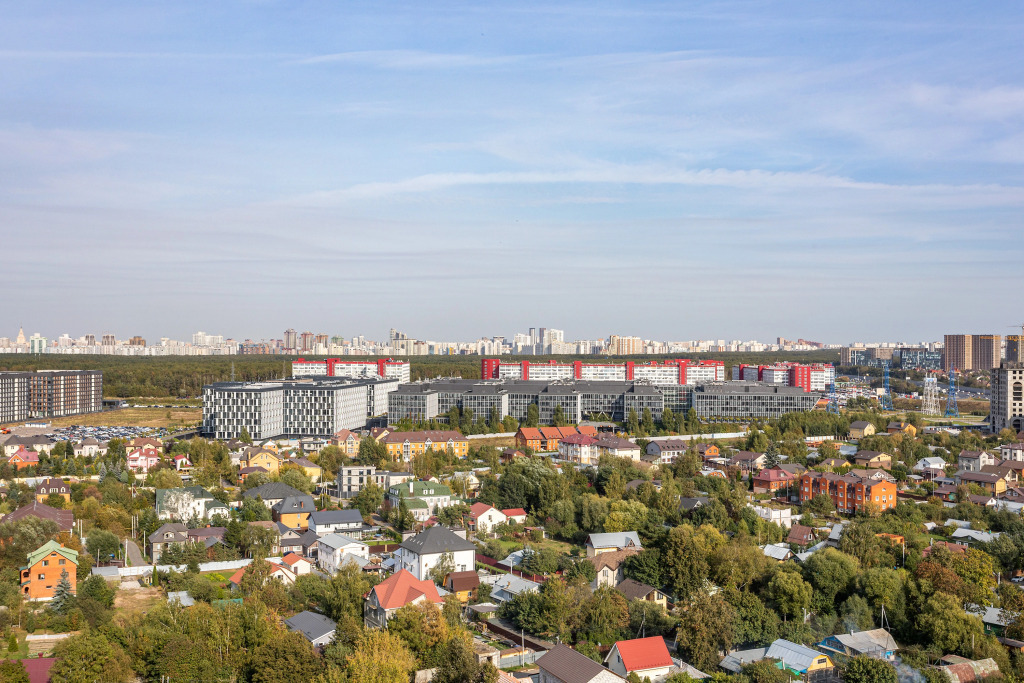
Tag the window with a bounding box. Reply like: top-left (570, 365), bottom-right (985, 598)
top-left (38, 573), bottom-right (45, 580)
top-left (42, 560), bottom-right (48, 567)
top-left (59, 559), bottom-right (65, 565)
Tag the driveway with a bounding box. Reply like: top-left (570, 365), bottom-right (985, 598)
top-left (126, 540), bottom-right (146, 567)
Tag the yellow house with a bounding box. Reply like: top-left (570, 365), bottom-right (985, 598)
top-left (887, 422), bottom-right (918, 437)
top-left (852, 451), bottom-right (892, 470)
top-left (444, 571), bottom-right (480, 603)
top-left (849, 421), bottom-right (876, 439)
top-left (287, 457), bottom-right (322, 483)
top-left (381, 431), bottom-right (469, 461)
top-left (273, 495), bottom-right (316, 530)
top-left (617, 578), bottom-right (669, 609)
top-left (240, 447), bottom-right (282, 474)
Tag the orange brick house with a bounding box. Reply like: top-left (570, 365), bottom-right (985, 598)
top-left (21, 540), bottom-right (78, 600)
top-left (8, 447), bottom-right (39, 471)
top-left (515, 426), bottom-right (596, 452)
top-left (799, 472), bottom-right (897, 514)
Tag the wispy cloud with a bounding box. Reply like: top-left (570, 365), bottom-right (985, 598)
top-left (290, 50), bottom-right (529, 69)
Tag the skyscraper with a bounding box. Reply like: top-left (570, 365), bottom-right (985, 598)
top-left (284, 328), bottom-right (297, 351)
top-left (972, 335), bottom-right (1001, 370)
top-left (1007, 335), bottom-right (1023, 363)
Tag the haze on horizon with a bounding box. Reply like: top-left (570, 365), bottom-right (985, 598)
top-left (2, 1), bottom-right (1022, 344)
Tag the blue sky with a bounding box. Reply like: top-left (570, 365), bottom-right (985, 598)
top-left (2, 1), bottom-right (1022, 344)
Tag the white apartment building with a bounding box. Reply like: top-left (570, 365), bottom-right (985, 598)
top-left (338, 464), bottom-right (376, 500)
top-left (292, 359), bottom-right (411, 383)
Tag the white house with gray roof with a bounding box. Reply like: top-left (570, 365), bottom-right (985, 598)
top-left (393, 525), bottom-right (476, 580)
top-left (317, 534), bottom-right (370, 575)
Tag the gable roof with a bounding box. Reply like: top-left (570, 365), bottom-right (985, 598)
top-left (10, 447), bottom-right (39, 463)
top-left (587, 531), bottom-right (642, 550)
top-left (148, 522), bottom-right (188, 544)
top-left (610, 636), bottom-right (673, 673)
top-left (318, 533), bottom-right (367, 550)
top-left (285, 610), bottom-right (337, 642)
top-left (381, 430), bottom-right (466, 445)
top-left (765, 639), bottom-right (828, 673)
top-left (446, 570), bottom-right (481, 592)
top-left (616, 578), bottom-right (658, 601)
top-left (3, 501), bottom-right (74, 531)
top-left (309, 509), bottom-right (364, 525)
top-left (470, 502), bottom-right (500, 519)
top-left (243, 482), bottom-right (305, 501)
top-left (538, 644), bottom-right (624, 683)
top-left (272, 495), bottom-right (317, 515)
top-left (502, 508), bottom-right (527, 517)
top-left (370, 568), bottom-right (443, 610)
top-left (589, 547), bottom-right (641, 572)
top-left (25, 539), bottom-right (78, 568)
top-left (400, 525), bottom-right (476, 555)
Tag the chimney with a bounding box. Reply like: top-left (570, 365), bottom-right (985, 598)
top-left (409, 482), bottom-right (414, 493)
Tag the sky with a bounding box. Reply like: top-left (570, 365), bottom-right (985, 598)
top-left (2, 1), bottom-right (1023, 345)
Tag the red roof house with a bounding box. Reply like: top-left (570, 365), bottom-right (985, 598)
top-left (606, 636), bottom-right (674, 680)
top-left (9, 447), bottom-right (39, 470)
top-left (364, 569), bottom-right (442, 628)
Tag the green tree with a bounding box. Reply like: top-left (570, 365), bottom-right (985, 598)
top-left (767, 570), bottom-right (812, 620)
top-left (49, 632), bottom-right (134, 683)
top-left (676, 592), bottom-right (736, 672)
top-left (78, 573), bottom-right (117, 608)
top-left (623, 549), bottom-right (663, 588)
top-left (239, 496), bottom-right (272, 522)
top-left (350, 483), bottom-right (384, 517)
top-left (0, 660), bottom-right (29, 683)
top-left (627, 409), bottom-right (640, 435)
top-left (49, 569), bottom-right (75, 615)
top-left (86, 528), bottom-right (120, 561)
top-left (660, 407), bottom-right (677, 433)
top-left (843, 656), bottom-right (898, 683)
top-left (917, 592), bottom-right (985, 655)
top-left (432, 636), bottom-right (499, 683)
top-left (428, 552), bottom-right (456, 585)
top-left (239, 427), bottom-right (253, 444)
top-left (552, 405), bottom-right (565, 427)
top-left (763, 442), bottom-right (781, 469)
top-left (150, 468), bottom-right (183, 490)
top-left (663, 524), bottom-right (725, 601)
top-left (346, 630), bottom-right (416, 683)
top-left (742, 660), bottom-right (791, 683)
top-left (249, 630), bottom-right (323, 683)
top-left (802, 548), bottom-right (859, 605)
top-left (641, 408), bottom-right (655, 434)
top-left (280, 467), bottom-right (314, 494)
top-left (526, 404), bottom-right (539, 428)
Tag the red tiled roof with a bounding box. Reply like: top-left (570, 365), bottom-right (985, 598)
top-left (756, 467), bottom-right (796, 482)
top-left (502, 508), bottom-right (527, 517)
top-left (539, 427), bottom-right (564, 439)
top-left (470, 502), bottom-right (497, 519)
top-left (613, 636), bottom-right (673, 672)
top-left (578, 426), bottom-right (598, 436)
top-left (381, 431), bottom-right (466, 444)
top-left (518, 428), bottom-right (543, 440)
top-left (561, 434), bottom-right (597, 445)
top-left (370, 569), bottom-right (442, 610)
top-left (10, 447), bottom-right (39, 463)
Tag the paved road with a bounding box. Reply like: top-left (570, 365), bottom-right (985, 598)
top-left (126, 540), bottom-right (146, 567)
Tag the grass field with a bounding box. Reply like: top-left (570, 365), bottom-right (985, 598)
top-left (42, 407), bottom-right (202, 429)
top-left (113, 587), bottom-right (163, 619)
top-left (468, 435), bottom-right (516, 449)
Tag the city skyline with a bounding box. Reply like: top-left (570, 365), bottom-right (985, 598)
top-left (3, 2), bottom-right (1023, 340)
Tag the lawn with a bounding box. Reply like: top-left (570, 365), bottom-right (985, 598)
top-left (41, 407), bottom-right (202, 430)
top-left (113, 587), bottom-right (164, 619)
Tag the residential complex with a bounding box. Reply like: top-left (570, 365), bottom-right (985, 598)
top-left (689, 382), bottom-right (822, 420)
top-left (292, 358), bottom-right (411, 383)
top-left (0, 370), bottom-right (102, 423)
top-left (732, 363), bottom-right (835, 392)
top-left (201, 378), bottom-right (399, 440)
top-left (944, 334), bottom-right (1002, 371)
top-left (480, 358), bottom-right (725, 385)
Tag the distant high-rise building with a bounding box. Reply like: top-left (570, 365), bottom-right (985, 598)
top-left (84, 334), bottom-right (96, 346)
top-left (1007, 335), bottom-right (1023, 363)
top-left (128, 336), bottom-right (146, 347)
top-left (15, 328), bottom-right (26, 345)
top-left (101, 333), bottom-right (116, 346)
top-left (943, 334), bottom-right (972, 372)
top-left (943, 333), bottom-right (1001, 371)
top-left (29, 334), bottom-right (47, 354)
top-left (608, 335), bottom-right (643, 356)
top-left (284, 328), bottom-right (297, 350)
top-left (299, 331), bottom-right (315, 353)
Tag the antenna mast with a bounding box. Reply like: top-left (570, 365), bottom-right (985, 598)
top-left (945, 370), bottom-right (959, 418)
top-left (879, 362), bottom-right (893, 411)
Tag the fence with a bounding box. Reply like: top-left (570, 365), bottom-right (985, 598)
top-left (106, 558), bottom-right (258, 579)
top-left (641, 431), bottom-right (749, 443)
top-left (475, 554), bottom-right (548, 583)
top-left (498, 652), bottom-right (539, 668)
top-left (467, 433), bottom-right (516, 440)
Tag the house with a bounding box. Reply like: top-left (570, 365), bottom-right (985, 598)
top-left (491, 574), bottom-right (542, 603)
top-left (448, 470), bottom-right (481, 497)
top-left (585, 532), bottom-right (642, 557)
top-left (393, 525), bottom-right (477, 580)
top-left (468, 503), bottom-right (508, 534)
top-left (2, 501), bottom-right (73, 532)
top-left (337, 464), bottom-right (377, 500)
top-left (331, 429), bottom-right (361, 456)
top-left (915, 456), bottom-right (948, 472)
top-left (852, 451), bottom-right (892, 470)
top-left (74, 437), bottom-right (106, 458)
top-left (34, 478), bottom-right (70, 504)
top-left (959, 450), bottom-right (998, 472)
top-left (558, 434), bottom-right (601, 465)
top-left (1000, 442), bottom-right (1024, 462)
top-left (786, 524), bottom-right (815, 548)
top-left (645, 440), bottom-right (691, 465)
top-left (172, 454), bottom-right (193, 471)
top-left (317, 534), bottom-right (370, 574)
top-left (249, 521), bottom-right (282, 556)
top-left (21, 540), bottom-right (78, 601)
top-left (679, 497), bottom-right (711, 514)
top-left (445, 570), bottom-right (480, 603)
top-left (309, 509), bottom-right (366, 536)
top-left (956, 472), bottom-right (1007, 496)
top-left (594, 435), bottom-right (642, 461)
top-left (695, 443), bottom-right (721, 460)
top-left (516, 426), bottom-right (595, 453)
top-left (502, 508), bottom-right (528, 525)
top-left (285, 611), bottom-right (337, 647)
top-left (243, 482), bottom-right (307, 510)
top-left (819, 458), bottom-right (850, 472)
top-left (720, 648), bottom-right (770, 674)
top-left (8, 447), bottom-right (40, 470)
top-left (128, 437), bottom-right (163, 451)
top-left (289, 457), bottom-right (322, 482)
top-left (616, 578), bottom-right (669, 609)
top-left (887, 422), bottom-right (917, 437)
top-left (387, 481), bottom-right (454, 522)
top-left (188, 526), bottom-right (227, 554)
top-left (729, 451), bottom-right (767, 472)
top-left (589, 548), bottom-right (641, 589)
top-left (148, 523), bottom-right (189, 563)
top-left (934, 656), bottom-right (1000, 683)
top-left (849, 421), bottom-right (876, 439)
top-left (765, 640), bottom-right (833, 676)
top-left (751, 504), bottom-right (794, 529)
top-left (699, 467), bottom-right (727, 479)
top-left (980, 465), bottom-right (1020, 487)
top-left (126, 446), bottom-right (162, 473)
top-left (763, 543), bottom-right (794, 562)
top-left (238, 466), bottom-right (268, 484)
top-left (537, 644), bottom-right (626, 683)
top-left (372, 470), bottom-right (414, 491)
top-left (4, 436), bottom-right (55, 456)
top-left (501, 449), bottom-right (526, 464)
top-left (753, 467), bottom-right (798, 494)
top-left (381, 430), bottom-right (469, 461)
top-left (606, 637), bottom-right (674, 683)
top-left (363, 569), bottom-right (443, 628)
top-left (155, 486), bottom-right (230, 521)
top-left (277, 524), bottom-right (305, 556)
top-left (282, 552), bottom-right (316, 576)
top-left (272, 495), bottom-right (317, 529)
top-left (228, 560), bottom-right (296, 590)
top-left (239, 447), bottom-right (283, 474)
top-left (819, 629), bottom-right (898, 661)
top-left (951, 528), bottom-right (1002, 545)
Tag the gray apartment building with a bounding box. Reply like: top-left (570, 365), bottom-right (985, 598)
top-left (387, 379), bottom-right (665, 426)
top-left (691, 382), bottom-right (821, 420)
top-left (990, 361), bottom-right (1024, 434)
top-left (202, 378), bottom-right (393, 440)
top-left (1, 370), bottom-right (102, 424)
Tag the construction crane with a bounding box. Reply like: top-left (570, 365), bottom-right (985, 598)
top-left (945, 369), bottom-right (959, 418)
top-left (879, 362), bottom-right (894, 411)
